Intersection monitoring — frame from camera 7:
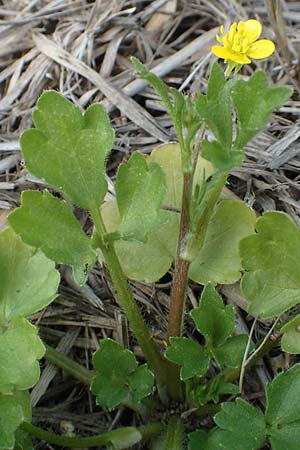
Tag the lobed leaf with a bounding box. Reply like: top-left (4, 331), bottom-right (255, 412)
top-left (91, 339), bottom-right (153, 409)
top-left (0, 228), bottom-right (59, 323)
top-left (232, 71), bottom-right (292, 150)
top-left (0, 391), bottom-right (31, 449)
top-left (280, 315), bottom-right (300, 354)
top-left (115, 152), bottom-right (167, 242)
top-left (191, 284), bottom-right (235, 349)
top-left (214, 398), bottom-right (266, 450)
top-left (0, 317), bottom-right (45, 393)
top-left (265, 364), bottom-right (300, 426)
top-left (213, 334), bottom-right (249, 368)
top-left (201, 140), bottom-right (244, 171)
top-left (268, 421), bottom-right (300, 450)
top-left (196, 62), bottom-right (232, 149)
top-left (240, 211), bottom-right (300, 318)
top-left (21, 91), bottom-right (114, 210)
top-left (9, 190), bottom-right (96, 286)
top-left (165, 337), bottom-right (210, 381)
top-left (101, 200), bottom-right (178, 282)
top-left (189, 199), bottom-right (256, 285)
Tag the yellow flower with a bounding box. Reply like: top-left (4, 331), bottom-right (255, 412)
top-left (212, 20), bottom-right (275, 74)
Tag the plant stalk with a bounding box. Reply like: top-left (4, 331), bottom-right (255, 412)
top-left (163, 415), bottom-right (183, 450)
top-left (91, 206), bottom-right (170, 402)
top-left (168, 172), bottom-right (193, 339)
top-left (44, 344), bottom-right (94, 386)
top-left (21, 422), bottom-right (163, 448)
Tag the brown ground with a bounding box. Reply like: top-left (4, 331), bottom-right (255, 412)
top-left (0, 1), bottom-right (300, 449)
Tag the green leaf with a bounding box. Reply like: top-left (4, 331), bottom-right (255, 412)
top-left (131, 57), bottom-right (174, 117)
top-left (128, 364), bottom-right (154, 404)
top-left (147, 143), bottom-right (214, 209)
top-left (196, 63), bottom-right (232, 149)
top-left (232, 71), bottom-right (292, 150)
top-left (191, 284), bottom-right (235, 349)
top-left (265, 364), bottom-right (300, 426)
top-left (115, 152), bottom-right (167, 241)
top-left (201, 140), bottom-right (244, 171)
top-left (165, 337), bottom-right (210, 381)
top-left (0, 392), bottom-right (28, 449)
top-left (189, 200), bottom-right (256, 285)
top-left (21, 91), bottom-right (114, 210)
top-left (0, 317), bottom-right (45, 393)
top-left (192, 374), bottom-right (239, 406)
top-left (188, 428), bottom-right (225, 450)
top-left (105, 427), bottom-right (142, 449)
top-left (91, 339), bottom-right (153, 409)
top-left (268, 421), bottom-right (300, 450)
top-left (213, 335), bottom-right (250, 368)
top-left (0, 228), bottom-right (59, 322)
top-left (240, 211), bottom-right (300, 318)
top-left (101, 200), bottom-right (178, 282)
top-left (100, 144), bottom-right (213, 282)
top-left (13, 429), bottom-right (33, 450)
top-left (8, 190), bottom-right (96, 286)
top-left (214, 399), bottom-right (266, 450)
top-left (281, 315), bottom-right (300, 354)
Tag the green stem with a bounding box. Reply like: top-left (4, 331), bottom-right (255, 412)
top-left (163, 415), bottom-right (183, 450)
top-left (91, 206), bottom-right (169, 403)
top-left (21, 422), bottom-right (163, 448)
top-left (44, 344), bottom-right (93, 386)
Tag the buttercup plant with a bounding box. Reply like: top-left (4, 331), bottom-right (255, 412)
top-left (1, 18), bottom-right (299, 450)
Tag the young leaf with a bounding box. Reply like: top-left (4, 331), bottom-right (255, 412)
top-left (91, 339), bottom-right (153, 409)
top-left (8, 190), bottom-right (96, 286)
top-left (115, 152), bottom-right (167, 241)
top-left (192, 374), bottom-right (239, 406)
top-left (21, 91), bottom-right (114, 210)
top-left (165, 337), bottom-right (210, 381)
top-left (131, 57), bottom-right (174, 116)
top-left (281, 315), bottom-right (300, 354)
top-left (0, 228), bottom-right (59, 322)
top-left (0, 317), bottom-right (45, 393)
top-left (232, 71), bottom-right (292, 150)
top-left (201, 140), bottom-right (244, 171)
top-left (191, 284), bottom-right (235, 349)
top-left (213, 334), bottom-right (249, 368)
top-left (240, 211), bottom-right (300, 318)
top-left (214, 399), bottom-right (266, 450)
top-left (265, 364), bottom-right (300, 426)
top-left (196, 62), bottom-right (232, 149)
top-left (0, 391), bottom-right (30, 449)
top-left (189, 200), bottom-right (256, 285)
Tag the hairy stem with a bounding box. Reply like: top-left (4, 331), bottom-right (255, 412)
top-left (163, 415), bottom-right (183, 450)
top-left (91, 206), bottom-right (169, 402)
top-left (168, 172), bottom-right (193, 339)
top-left (21, 422), bottom-right (163, 448)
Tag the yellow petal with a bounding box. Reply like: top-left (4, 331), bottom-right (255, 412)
top-left (247, 39), bottom-right (275, 59)
top-left (211, 45), bottom-right (251, 64)
top-left (216, 33), bottom-right (223, 43)
top-left (242, 19), bottom-right (262, 43)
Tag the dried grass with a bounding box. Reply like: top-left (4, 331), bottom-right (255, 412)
top-left (0, 1), bottom-right (300, 446)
